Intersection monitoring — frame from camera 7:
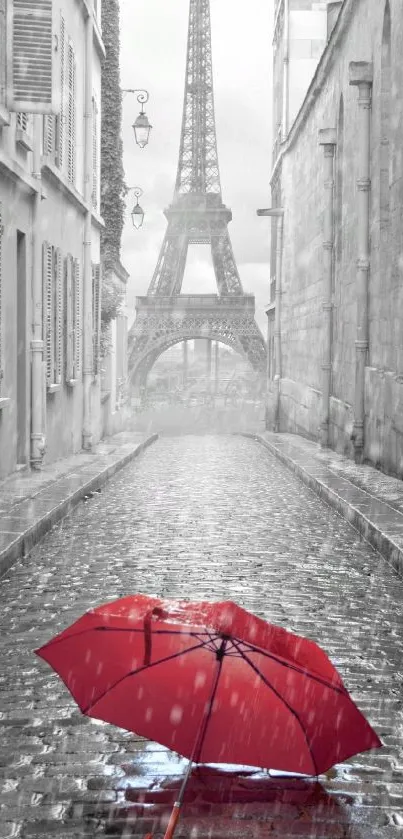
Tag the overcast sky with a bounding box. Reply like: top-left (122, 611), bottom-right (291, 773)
top-left (119, 0), bottom-right (273, 334)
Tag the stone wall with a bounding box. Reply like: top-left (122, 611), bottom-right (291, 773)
top-left (275, 0), bottom-right (403, 476)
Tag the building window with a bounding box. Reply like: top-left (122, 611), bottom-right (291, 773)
top-left (51, 16), bottom-right (76, 183)
top-left (65, 254), bottom-right (81, 381)
top-left (380, 0), bottom-right (391, 230)
top-left (9, 0), bottom-right (53, 111)
top-left (92, 263), bottom-right (101, 376)
top-left (16, 112), bottom-right (29, 131)
top-left (42, 243), bottom-right (63, 387)
top-left (92, 95), bottom-right (99, 210)
top-left (66, 41), bottom-right (77, 184)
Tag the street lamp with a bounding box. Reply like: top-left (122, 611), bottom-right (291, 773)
top-left (129, 187), bottom-right (145, 229)
top-left (122, 89), bottom-right (152, 148)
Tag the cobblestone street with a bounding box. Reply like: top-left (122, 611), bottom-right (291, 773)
top-left (1, 435), bottom-right (403, 838)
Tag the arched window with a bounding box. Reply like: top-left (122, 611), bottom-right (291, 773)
top-left (380, 0), bottom-right (391, 228)
top-left (335, 94), bottom-right (344, 271)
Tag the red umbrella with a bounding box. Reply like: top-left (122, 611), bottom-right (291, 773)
top-left (35, 594), bottom-right (381, 839)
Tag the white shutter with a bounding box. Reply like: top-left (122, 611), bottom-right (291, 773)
top-left (43, 114), bottom-right (55, 158)
top-left (67, 41), bottom-right (76, 184)
top-left (0, 204), bottom-right (3, 395)
top-left (58, 15), bottom-right (66, 170)
top-left (17, 112), bottom-right (28, 130)
top-left (42, 241), bottom-right (54, 386)
top-left (65, 255), bottom-right (73, 380)
top-left (73, 258), bottom-right (81, 377)
top-left (92, 95), bottom-right (98, 210)
top-left (8, 0), bottom-right (54, 113)
top-left (92, 263), bottom-right (101, 376)
top-left (55, 247), bottom-right (63, 383)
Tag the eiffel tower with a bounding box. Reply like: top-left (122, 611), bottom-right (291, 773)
top-left (128, 0), bottom-right (266, 392)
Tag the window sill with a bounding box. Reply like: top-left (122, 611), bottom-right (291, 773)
top-left (41, 158), bottom-right (87, 214)
top-left (16, 128), bottom-right (33, 152)
top-left (47, 383), bottom-right (61, 394)
top-left (0, 397), bottom-right (11, 410)
top-left (66, 378), bottom-right (79, 388)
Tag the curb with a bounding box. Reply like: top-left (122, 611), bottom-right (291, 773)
top-left (0, 434), bottom-right (158, 579)
top-left (243, 432), bottom-right (403, 578)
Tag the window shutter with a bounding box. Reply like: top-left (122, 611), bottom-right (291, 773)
top-left (0, 204), bottom-right (3, 395)
top-left (65, 255), bottom-right (73, 380)
top-left (42, 241), bottom-right (54, 386)
top-left (67, 41), bottom-right (76, 184)
top-left (92, 263), bottom-right (101, 376)
top-left (43, 114), bottom-right (55, 158)
top-left (17, 112), bottom-right (28, 131)
top-left (73, 258), bottom-right (81, 378)
top-left (8, 0), bottom-right (54, 113)
top-left (55, 247), bottom-right (63, 384)
top-left (57, 15), bottom-right (66, 170)
top-left (92, 95), bottom-right (98, 210)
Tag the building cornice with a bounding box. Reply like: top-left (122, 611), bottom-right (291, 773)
top-left (0, 149), bottom-right (41, 195)
top-left (270, 0), bottom-right (359, 184)
top-left (113, 260), bottom-right (130, 284)
top-left (41, 159), bottom-right (87, 213)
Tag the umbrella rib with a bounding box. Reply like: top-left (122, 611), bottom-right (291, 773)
top-left (40, 627), bottom-right (214, 649)
top-left (81, 639), bottom-right (212, 715)
top-left (239, 640), bottom-right (346, 696)
top-left (232, 641), bottom-right (319, 777)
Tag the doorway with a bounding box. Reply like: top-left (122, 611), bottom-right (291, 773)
top-left (16, 230), bottom-right (27, 464)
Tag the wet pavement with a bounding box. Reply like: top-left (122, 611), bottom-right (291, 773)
top-left (1, 435), bottom-right (403, 838)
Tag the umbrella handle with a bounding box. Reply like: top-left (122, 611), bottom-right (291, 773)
top-left (163, 802), bottom-right (181, 839)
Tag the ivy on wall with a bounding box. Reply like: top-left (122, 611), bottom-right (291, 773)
top-left (100, 0), bottom-right (127, 355)
top-left (100, 0), bottom-right (127, 277)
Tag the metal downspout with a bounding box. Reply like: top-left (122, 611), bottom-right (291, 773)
top-left (319, 128), bottom-right (336, 447)
top-left (30, 114), bottom-right (45, 469)
top-left (349, 62), bottom-right (373, 464)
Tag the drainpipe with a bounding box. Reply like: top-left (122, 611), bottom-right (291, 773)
top-left (318, 128), bottom-right (336, 448)
top-left (82, 11), bottom-right (93, 449)
top-left (257, 207), bottom-right (284, 432)
top-left (30, 114), bottom-right (46, 469)
top-left (349, 62), bottom-right (373, 464)
top-left (282, 0), bottom-right (290, 141)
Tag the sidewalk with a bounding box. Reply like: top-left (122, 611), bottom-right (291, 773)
top-left (0, 431), bottom-right (158, 578)
top-left (245, 430), bottom-right (403, 577)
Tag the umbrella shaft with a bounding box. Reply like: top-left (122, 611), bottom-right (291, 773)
top-left (163, 802), bottom-right (181, 839)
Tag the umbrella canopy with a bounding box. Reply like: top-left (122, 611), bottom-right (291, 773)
top-left (35, 594), bottom-right (381, 777)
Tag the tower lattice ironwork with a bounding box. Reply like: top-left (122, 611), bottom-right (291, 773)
top-left (128, 0), bottom-right (266, 390)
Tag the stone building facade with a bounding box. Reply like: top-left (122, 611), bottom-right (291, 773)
top-left (265, 0), bottom-right (403, 476)
top-left (0, 0), bottom-right (130, 480)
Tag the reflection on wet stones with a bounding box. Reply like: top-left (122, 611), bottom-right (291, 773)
top-left (0, 437), bottom-right (403, 838)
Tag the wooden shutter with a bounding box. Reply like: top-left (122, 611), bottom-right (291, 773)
top-left (17, 112), bottom-right (28, 131)
top-left (8, 0), bottom-right (54, 113)
top-left (67, 41), bottom-right (76, 184)
top-left (57, 16), bottom-right (66, 169)
top-left (0, 204), bottom-right (2, 395)
top-left (92, 96), bottom-right (98, 210)
top-left (43, 114), bottom-right (55, 158)
top-left (65, 255), bottom-right (73, 380)
top-left (92, 263), bottom-right (101, 376)
top-left (73, 258), bottom-right (81, 377)
top-left (55, 247), bottom-right (63, 383)
top-left (42, 241), bottom-right (54, 385)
